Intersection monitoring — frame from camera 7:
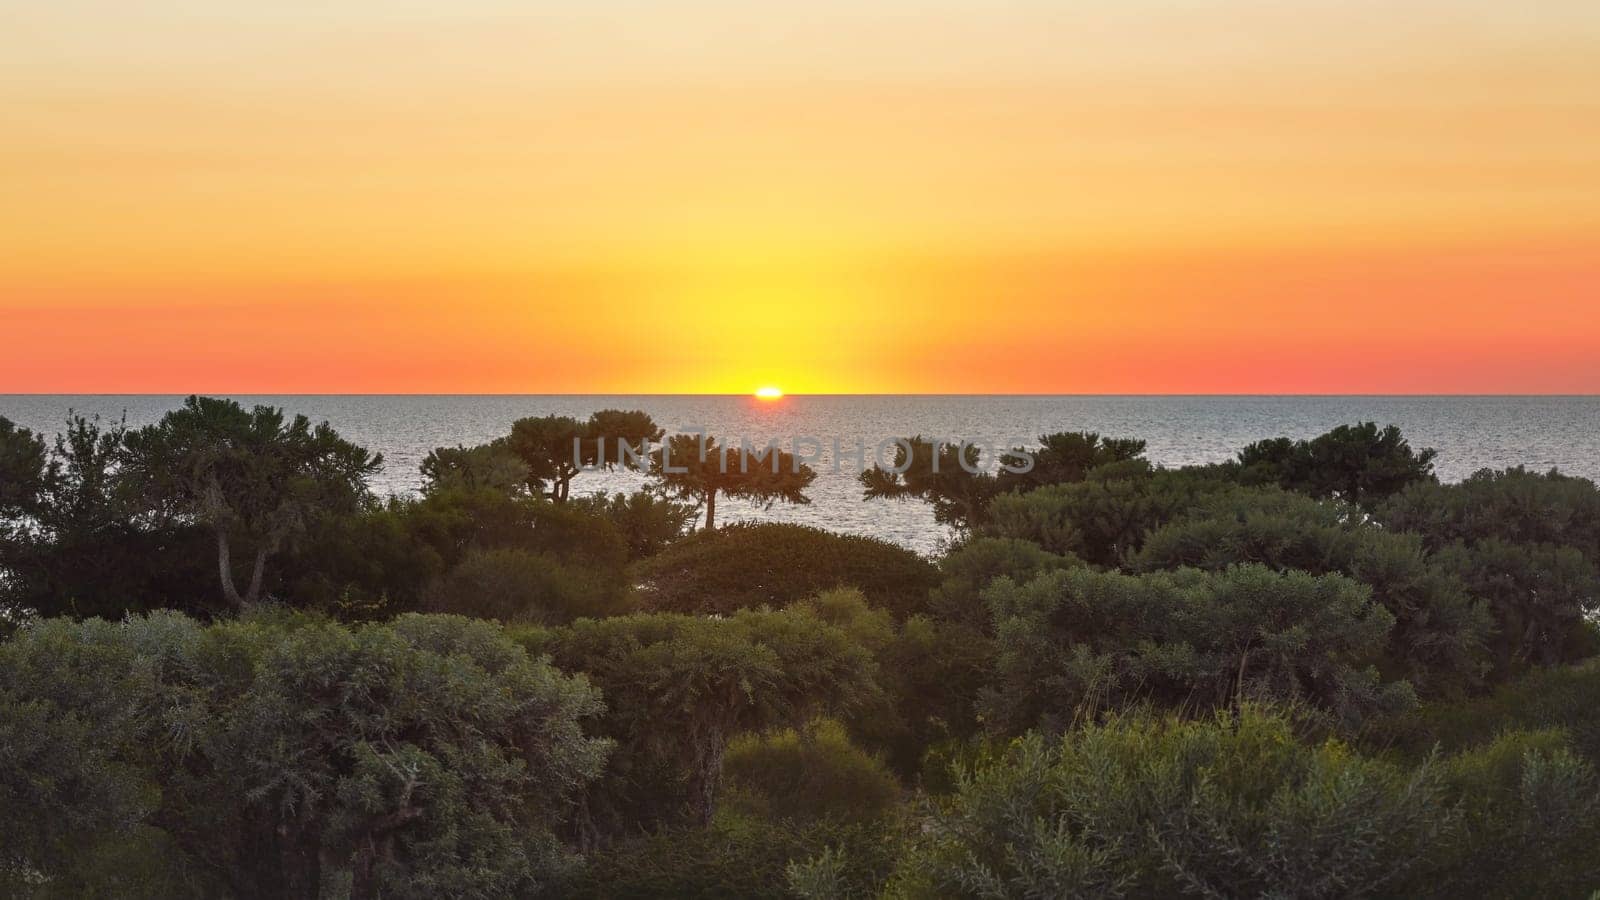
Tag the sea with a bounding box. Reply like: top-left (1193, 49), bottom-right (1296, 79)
top-left (4, 395), bottom-right (1597, 556)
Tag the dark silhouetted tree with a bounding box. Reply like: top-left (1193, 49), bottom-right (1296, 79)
top-left (120, 396), bottom-right (381, 609)
top-left (649, 434), bottom-right (815, 529)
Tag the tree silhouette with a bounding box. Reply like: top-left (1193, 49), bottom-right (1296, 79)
top-left (120, 396), bottom-right (381, 608)
top-left (649, 434), bottom-right (815, 529)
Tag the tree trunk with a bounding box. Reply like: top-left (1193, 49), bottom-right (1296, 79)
top-left (704, 490), bottom-right (717, 530)
top-left (216, 529), bottom-right (245, 610)
top-left (245, 546), bottom-right (269, 605)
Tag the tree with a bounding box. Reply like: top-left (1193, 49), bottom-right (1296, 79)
top-left (0, 415), bottom-right (49, 519)
top-left (502, 410), bottom-right (664, 503)
top-left (859, 432), bottom-right (1145, 531)
top-left (519, 607), bottom-right (881, 843)
top-left (1237, 422), bottom-right (1437, 505)
top-left (649, 433), bottom-right (815, 529)
top-left (0, 611), bottom-right (611, 898)
top-left (982, 564), bottom-right (1411, 734)
top-left (570, 491), bottom-right (696, 560)
top-left (1129, 487), bottom-right (1491, 695)
top-left (859, 437), bottom-right (1003, 530)
top-left (1379, 466), bottom-right (1600, 558)
top-left (2, 413), bottom-right (218, 622)
top-left (419, 443), bottom-right (528, 496)
top-left (982, 464), bottom-right (1235, 566)
top-left (120, 396), bottom-right (382, 609)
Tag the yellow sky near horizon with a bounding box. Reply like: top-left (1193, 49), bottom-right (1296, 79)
top-left (4, 1), bottom-right (1599, 393)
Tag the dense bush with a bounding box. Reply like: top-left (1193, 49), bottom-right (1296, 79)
top-left (0, 611), bottom-right (609, 898)
top-left (982, 564), bottom-right (1412, 734)
top-left (564, 812), bottom-right (900, 900)
top-left (1379, 466), bottom-right (1600, 556)
top-left (519, 608), bottom-right (882, 843)
top-left (1374, 659), bottom-right (1600, 767)
top-left (632, 523), bottom-right (939, 618)
top-left (983, 466), bottom-right (1236, 567)
top-left (1380, 468), bottom-right (1600, 676)
top-left (791, 589), bottom-right (992, 777)
top-left (1130, 488), bottom-right (1490, 695)
top-left (926, 537), bottom-right (1082, 632)
top-left (421, 547), bottom-right (632, 623)
top-left (571, 491), bottom-right (696, 560)
top-left (1236, 422), bottom-right (1437, 506)
top-left (722, 719), bottom-right (901, 825)
top-left (878, 706), bottom-right (1600, 899)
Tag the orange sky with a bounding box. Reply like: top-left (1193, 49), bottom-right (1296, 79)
top-left (4, 2), bottom-right (1598, 393)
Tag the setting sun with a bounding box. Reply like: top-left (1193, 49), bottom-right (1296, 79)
top-left (754, 386), bottom-right (784, 400)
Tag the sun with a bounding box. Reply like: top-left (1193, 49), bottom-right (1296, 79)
top-left (754, 386), bottom-right (784, 400)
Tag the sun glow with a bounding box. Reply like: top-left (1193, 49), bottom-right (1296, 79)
top-left (754, 386), bottom-right (784, 400)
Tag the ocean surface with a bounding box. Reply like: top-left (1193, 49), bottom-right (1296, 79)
top-left (4, 395), bottom-right (1598, 555)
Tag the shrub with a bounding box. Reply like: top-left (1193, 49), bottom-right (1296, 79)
top-left (632, 523), bottom-right (938, 618)
top-left (983, 466), bottom-right (1236, 567)
top-left (571, 491), bottom-right (696, 560)
top-left (522, 608), bottom-right (882, 843)
top-left (1373, 659), bottom-right (1600, 768)
top-left (421, 547), bottom-right (631, 623)
top-left (886, 707), bottom-right (1454, 899)
top-left (885, 706), bottom-right (1600, 899)
top-left (723, 719), bottom-right (902, 825)
top-left (1379, 466), bottom-right (1600, 557)
top-left (927, 537), bottom-right (1082, 632)
top-left (1380, 468), bottom-right (1600, 676)
top-left (981, 564), bottom-right (1412, 734)
top-left (562, 812), bottom-right (901, 900)
top-left (1130, 488), bottom-right (1491, 695)
top-left (0, 611), bottom-right (609, 897)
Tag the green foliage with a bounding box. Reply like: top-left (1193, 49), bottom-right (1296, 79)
top-left (1237, 422), bottom-right (1437, 506)
top-left (889, 707), bottom-right (1456, 899)
top-left (794, 588), bottom-right (991, 776)
top-left (859, 432), bottom-right (1146, 531)
top-left (422, 546), bottom-right (632, 623)
top-left (1436, 538), bottom-right (1600, 675)
top-left (633, 522), bottom-right (939, 618)
top-left (419, 442), bottom-right (529, 496)
top-left (650, 433), bottom-right (817, 529)
top-left (571, 490), bottom-right (696, 559)
top-left (1380, 466), bottom-right (1600, 556)
top-left (0, 415), bottom-right (49, 518)
top-left (983, 465), bottom-right (1235, 567)
top-left (522, 607), bottom-right (882, 842)
top-left (1375, 660), bottom-right (1600, 767)
top-left (723, 719), bottom-right (901, 825)
top-left (858, 436), bottom-right (1007, 530)
top-left (563, 812), bottom-right (900, 900)
top-left (496, 409), bottom-right (665, 503)
top-left (982, 564), bottom-right (1413, 734)
top-left (1, 414), bottom-right (220, 621)
top-left (1001, 431), bottom-right (1148, 494)
top-left (1130, 487), bottom-right (1491, 695)
top-left (928, 536), bottom-right (1083, 632)
top-left (0, 612), bottom-right (609, 897)
top-left (1380, 468), bottom-right (1600, 676)
top-left (120, 396), bottom-right (382, 608)
top-left (886, 706), bottom-right (1600, 899)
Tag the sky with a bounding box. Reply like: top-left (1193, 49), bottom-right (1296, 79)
top-left (3, 1), bottom-right (1598, 394)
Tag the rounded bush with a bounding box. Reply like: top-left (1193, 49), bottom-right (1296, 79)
top-left (632, 523), bottom-right (938, 618)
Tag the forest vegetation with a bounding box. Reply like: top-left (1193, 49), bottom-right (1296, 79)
top-left (4, 400), bottom-right (1600, 897)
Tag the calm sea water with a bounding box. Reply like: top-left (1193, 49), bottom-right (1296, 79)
top-left (4, 395), bottom-right (1597, 555)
